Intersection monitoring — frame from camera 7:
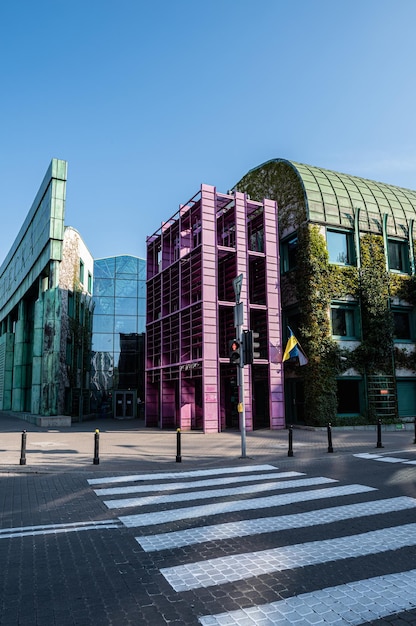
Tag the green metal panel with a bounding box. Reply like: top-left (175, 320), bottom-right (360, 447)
top-left (240, 158), bottom-right (416, 236)
top-left (397, 379), bottom-right (416, 417)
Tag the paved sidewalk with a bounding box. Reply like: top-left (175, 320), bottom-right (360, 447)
top-left (0, 411), bottom-right (415, 474)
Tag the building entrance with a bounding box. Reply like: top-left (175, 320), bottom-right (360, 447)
top-left (285, 379), bottom-right (305, 424)
top-left (114, 390), bottom-right (136, 419)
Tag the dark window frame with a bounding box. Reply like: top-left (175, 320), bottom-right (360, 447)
top-left (281, 234), bottom-right (298, 273)
top-left (330, 302), bottom-right (360, 339)
top-left (388, 239), bottom-right (410, 274)
top-left (336, 377), bottom-right (362, 415)
top-left (392, 307), bottom-right (414, 341)
top-left (326, 229), bottom-right (355, 266)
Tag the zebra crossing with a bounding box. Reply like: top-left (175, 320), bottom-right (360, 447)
top-left (88, 463), bottom-right (416, 625)
top-left (354, 451), bottom-right (416, 465)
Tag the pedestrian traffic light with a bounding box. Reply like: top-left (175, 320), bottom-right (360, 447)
top-left (229, 339), bottom-right (241, 365)
top-left (242, 330), bottom-right (260, 365)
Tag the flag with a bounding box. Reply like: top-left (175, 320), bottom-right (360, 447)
top-left (282, 327), bottom-right (308, 366)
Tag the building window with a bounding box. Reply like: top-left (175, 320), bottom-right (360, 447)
top-left (331, 304), bottom-right (359, 339)
top-left (79, 259), bottom-right (85, 284)
top-left (327, 230), bottom-right (354, 265)
top-left (388, 240), bottom-right (409, 273)
top-left (88, 272), bottom-right (92, 294)
top-left (337, 379), bottom-right (361, 414)
top-left (393, 308), bottom-right (413, 341)
top-left (281, 235), bottom-right (298, 273)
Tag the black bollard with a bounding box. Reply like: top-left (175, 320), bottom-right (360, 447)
top-left (93, 429), bottom-right (100, 465)
top-left (376, 419), bottom-right (384, 449)
top-left (327, 422), bottom-right (334, 453)
top-left (288, 425), bottom-right (294, 457)
top-left (20, 430), bottom-right (27, 466)
top-left (176, 428), bottom-right (182, 463)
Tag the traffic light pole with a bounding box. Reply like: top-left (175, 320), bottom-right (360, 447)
top-left (232, 274), bottom-right (246, 459)
top-left (236, 325), bottom-right (247, 459)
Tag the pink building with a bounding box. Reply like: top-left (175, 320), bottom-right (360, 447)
top-left (145, 184), bottom-right (284, 432)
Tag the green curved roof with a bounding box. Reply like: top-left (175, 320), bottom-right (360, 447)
top-left (244, 158), bottom-right (416, 237)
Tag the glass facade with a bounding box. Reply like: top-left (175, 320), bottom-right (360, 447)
top-left (91, 255), bottom-right (146, 418)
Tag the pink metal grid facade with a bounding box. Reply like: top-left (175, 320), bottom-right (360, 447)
top-left (145, 184), bottom-right (285, 433)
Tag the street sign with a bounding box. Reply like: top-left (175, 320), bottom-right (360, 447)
top-left (232, 274), bottom-right (243, 303)
top-left (234, 301), bottom-right (244, 327)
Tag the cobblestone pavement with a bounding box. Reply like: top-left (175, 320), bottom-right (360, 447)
top-left (1, 413), bottom-right (416, 625)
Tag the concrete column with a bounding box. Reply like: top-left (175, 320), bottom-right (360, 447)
top-left (11, 301), bottom-right (26, 411)
top-left (40, 288), bottom-right (61, 415)
top-left (0, 332), bottom-right (14, 410)
top-left (31, 285), bottom-right (45, 414)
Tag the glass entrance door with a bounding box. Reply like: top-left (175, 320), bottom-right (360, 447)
top-left (114, 390), bottom-right (136, 419)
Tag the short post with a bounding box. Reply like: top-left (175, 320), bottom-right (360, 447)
top-left (288, 425), bottom-right (294, 457)
top-left (327, 422), bottom-right (334, 453)
top-left (176, 428), bottom-right (182, 463)
top-left (93, 429), bottom-right (100, 465)
top-left (20, 430), bottom-right (27, 466)
top-left (376, 419), bottom-right (384, 449)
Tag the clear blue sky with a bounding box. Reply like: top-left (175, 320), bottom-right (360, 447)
top-left (1, 0), bottom-right (416, 262)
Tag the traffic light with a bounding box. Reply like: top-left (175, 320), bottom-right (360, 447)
top-left (229, 339), bottom-right (241, 365)
top-left (242, 330), bottom-right (260, 365)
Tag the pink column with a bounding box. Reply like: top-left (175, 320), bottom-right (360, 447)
top-left (264, 198), bottom-right (285, 429)
top-left (161, 381), bottom-right (176, 428)
top-left (234, 192), bottom-right (252, 430)
top-left (200, 185), bottom-right (220, 433)
top-left (180, 377), bottom-right (194, 430)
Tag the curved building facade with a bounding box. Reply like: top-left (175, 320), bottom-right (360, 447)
top-left (0, 160), bottom-right (94, 424)
top-left (236, 159), bottom-right (416, 425)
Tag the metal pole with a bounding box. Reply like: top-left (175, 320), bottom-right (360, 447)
top-left (238, 362), bottom-right (246, 458)
top-left (288, 425), bottom-right (293, 457)
top-left (20, 430), bottom-right (27, 466)
top-left (176, 428), bottom-right (182, 463)
top-left (376, 419), bottom-right (384, 449)
top-left (93, 429), bottom-right (100, 464)
top-left (232, 274), bottom-right (246, 459)
top-left (414, 417), bottom-right (416, 445)
top-left (327, 422), bottom-right (334, 453)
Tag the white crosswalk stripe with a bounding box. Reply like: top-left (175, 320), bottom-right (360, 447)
top-left (198, 569), bottom-right (416, 625)
top-left (136, 496), bottom-right (416, 552)
top-left (94, 470), bottom-right (303, 497)
top-left (161, 522), bottom-right (416, 591)
top-left (104, 475), bottom-right (336, 509)
top-left (87, 464), bottom-right (277, 485)
top-left (354, 452), bottom-right (416, 465)
top-left (118, 484), bottom-right (374, 528)
top-left (89, 464), bottom-right (416, 625)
